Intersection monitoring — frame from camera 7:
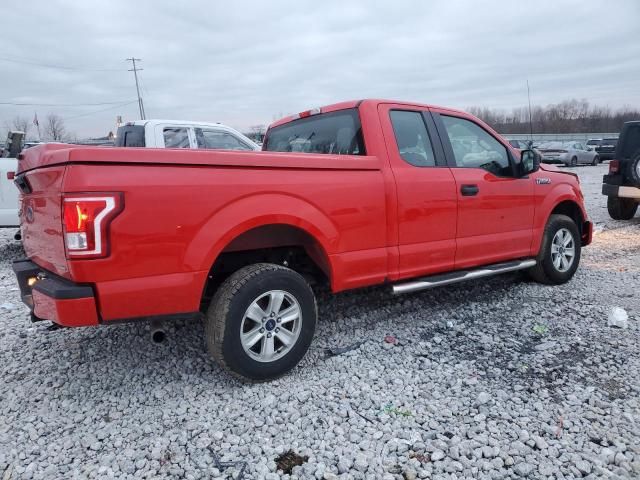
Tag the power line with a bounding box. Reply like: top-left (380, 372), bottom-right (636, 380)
top-left (126, 57), bottom-right (146, 119)
top-left (0, 55), bottom-right (125, 72)
top-left (0, 100), bottom-right (136, 107)
top-left (62, 101), bottom-right (139, 121)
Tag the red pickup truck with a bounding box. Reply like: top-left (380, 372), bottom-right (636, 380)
top-left (13, 99), bottom-right (592, 380)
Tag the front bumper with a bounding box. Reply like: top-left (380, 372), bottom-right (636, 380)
top-left (12, 259), bottom-right (99, 327)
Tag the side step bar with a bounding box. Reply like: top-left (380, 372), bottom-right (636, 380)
top-left (392, 259), bottom-right (537, 295)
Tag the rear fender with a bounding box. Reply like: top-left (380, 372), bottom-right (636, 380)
top-left (185, 192), bottom-right (338, 281)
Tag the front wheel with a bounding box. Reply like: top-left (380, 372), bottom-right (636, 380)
top-left (528, 214), bottom-right (581, 285)
top-left (607, 196), bottom-right (638, 220)
top-left (204, 263), bottom-right (317, 381)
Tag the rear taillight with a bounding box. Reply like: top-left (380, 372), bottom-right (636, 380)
top-left (62, 193), bottom-right (123, 259)
top-left (609, 160), bottom-right (620, 174)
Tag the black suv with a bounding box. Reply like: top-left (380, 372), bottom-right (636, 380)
top-left (596, 137), bottom-right (618, 161)
top-left (602, 121), bottom-right (640, 219)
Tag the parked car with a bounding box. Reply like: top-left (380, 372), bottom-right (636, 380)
top-left (602, 121), bottom-right (640, 219)
top-left (596, 137), bottom-right (618, 160)
top-left (13, 99), bottom-right (592, 381)
top-left (538, 141), bottom-right (600, 166)
top-left (586, 138), bottom-right (602, 151)
top-left (115, 120), bottom-right (260, 151)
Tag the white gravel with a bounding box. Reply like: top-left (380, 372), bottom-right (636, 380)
top-left (1, 163), bottom-right (639, 479)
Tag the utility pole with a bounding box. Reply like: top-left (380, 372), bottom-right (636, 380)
top-left (527, 79), bottom-right (533, 140)
top-left (126, 57), bottom-right (146, 120)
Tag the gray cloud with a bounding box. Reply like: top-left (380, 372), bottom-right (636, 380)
top-left (1, 0), bottom-right (638, 138)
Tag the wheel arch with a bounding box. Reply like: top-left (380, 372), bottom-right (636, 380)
top-left (186, 193), bottom-right (338, 309)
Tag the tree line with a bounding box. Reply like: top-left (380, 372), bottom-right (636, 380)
top-left (468, 99), bottom-right (640, 135)
top-left (2, 113), bottom-right (74, 143)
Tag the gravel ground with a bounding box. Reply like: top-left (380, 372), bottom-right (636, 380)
top-left (1, 163), bottom-right (639, 479)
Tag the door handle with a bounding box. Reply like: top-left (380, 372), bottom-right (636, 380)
top-left (460, 184), bottom-right (479, 196)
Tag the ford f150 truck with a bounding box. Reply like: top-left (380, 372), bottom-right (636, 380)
top-left (12, 99), bottom-right (592, 381)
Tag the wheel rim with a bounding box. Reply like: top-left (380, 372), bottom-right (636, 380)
top-left (550, 228), bottom-right (576, 272)
top-left (240, 290), bottom-right (302, 363)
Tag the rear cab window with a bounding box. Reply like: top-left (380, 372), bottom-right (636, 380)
top-left (264, 109), bottom-right (365, 155)
top-left (115, 125), bottom-right (145, 147)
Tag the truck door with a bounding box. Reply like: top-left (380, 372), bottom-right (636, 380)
top-left (431, 110), bottom-right (534, 269)
top-left (378, 104), bottom-right (457, 279)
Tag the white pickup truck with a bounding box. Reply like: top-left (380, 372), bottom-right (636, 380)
top-left (0, 121), bottom-right (259, 230)
top-left (0, 131), bottom-right (23, 228)
top-left (0, 156), bottom-right (19, 227)
top-left (115, 120), bottom-right (260, 150)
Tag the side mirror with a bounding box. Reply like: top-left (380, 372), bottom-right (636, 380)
top-left (520, 149), bottom-right (540, 176)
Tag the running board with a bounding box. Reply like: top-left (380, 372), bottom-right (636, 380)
top-left (392, 259), bottom-right (537, 295)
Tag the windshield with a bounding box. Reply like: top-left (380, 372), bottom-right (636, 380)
top-left (264, 109), bottom-right (365, 155)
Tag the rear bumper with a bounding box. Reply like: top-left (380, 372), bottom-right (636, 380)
top-left (602, 183), bottom-right (640, 199)
top-left (12, 259), bottom-right (99, 327)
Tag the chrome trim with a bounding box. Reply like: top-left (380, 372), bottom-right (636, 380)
top-left (392, 259), bottom-right (537, 295)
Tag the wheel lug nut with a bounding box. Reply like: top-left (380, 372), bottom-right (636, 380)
top-left (275, 328), bottom-right (280, 333)
top-left (267, 332), bottom-right (272, 338)
top-left (260, 328), bottom-right (265, 333)
top-left (277, 317), bottom-right (281, 323)
top-left (270, 312), bottom-right (275, 317)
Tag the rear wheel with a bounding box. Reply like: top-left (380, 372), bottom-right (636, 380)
top-left (570, 156), bottom-right (577, 167)
top-left (528, 214), bottom-right (581, 284)
top-left (607, 196), bottom-right (638, 220)
top-left (591, 155), bottom-right (600, 166)
top-left (204, 263), bottom-right (317, 381)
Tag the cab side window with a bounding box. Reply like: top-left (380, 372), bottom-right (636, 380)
top-left (163, 127), bottom-right (190, 148)
top-left (195, 129), bottom-right (253, 151)
top-left (389, 110), bottom-right (436, 167)
top-left (441, 115), bottom-right (512, 177)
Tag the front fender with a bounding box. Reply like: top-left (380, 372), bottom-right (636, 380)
top-left (531, 180), bottom-right (587, 255)
top-left (184, 192), bottom-right (338, 274)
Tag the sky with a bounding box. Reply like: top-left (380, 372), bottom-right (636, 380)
top-left (1, 0), bottom-right (639, 139)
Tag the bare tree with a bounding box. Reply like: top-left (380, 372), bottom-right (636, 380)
top-left (9, 116), bottom-right (31, 139)
top-left (249, 124), bottom-right (267, 142)
top-left (44, 114), bottom-right (67, 142)
top-left (467, 99), bottom-right (639, 134)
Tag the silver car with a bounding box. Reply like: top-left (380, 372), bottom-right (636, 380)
top-left (538, 141), bottom-right (600, 166)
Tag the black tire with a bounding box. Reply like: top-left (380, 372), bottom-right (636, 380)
top-left (570, 156), bottom-right (577, 167)
top-left (204, 263), bottom-right (317, 381)
top-left (528, 214), bottom-right (581, 285)
top-left (607, 196), bottom-right (638, 220)
top-left (626, 151), bottom-right (640, 187)
top-left (591, 155), bottom-right (599, 166)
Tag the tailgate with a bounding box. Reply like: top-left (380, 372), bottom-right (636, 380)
top-left (17, 164), bottom-right (69, 278)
